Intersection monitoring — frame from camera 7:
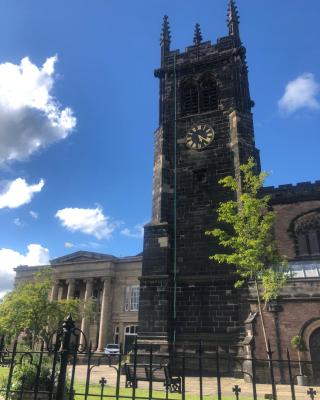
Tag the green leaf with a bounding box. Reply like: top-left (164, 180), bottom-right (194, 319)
top-left (0, 270), bottom-right (92, 347)
top-left (207, 157), bottom-right (287, 299)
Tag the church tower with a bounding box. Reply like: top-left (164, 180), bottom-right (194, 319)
top-left (138, 1), bottom-right (260, 351)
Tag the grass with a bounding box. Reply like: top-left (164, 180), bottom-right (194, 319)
top-left (73, 382), bottom-right (238, 400)
top-left (0, 368), bottom-right (9, 386)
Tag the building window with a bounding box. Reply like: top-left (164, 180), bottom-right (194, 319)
top-left (114, 326), bottom-right (119, 344)
top-left (125, 286), bottom-right (140, 312)
top-left (125, 325), bottom-right (137, 335)
top-left (124, 325), bottom-right (138, 353)
top-left (289, 260), bottom-right (320, 278)
top-left (200, 78), bottom-right (218, 112)
top-left (181, 82), bottom-right (199, 115)
top-left (294, 211), bottom-right (320, 257)
top-left (297, 231), bottom-right (320, 256)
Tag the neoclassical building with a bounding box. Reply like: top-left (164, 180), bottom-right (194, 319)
top-left (15, 251), bottom-right (142, 353)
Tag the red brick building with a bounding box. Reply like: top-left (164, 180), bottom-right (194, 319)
top-left (244, 183), bottom-right (320, 382)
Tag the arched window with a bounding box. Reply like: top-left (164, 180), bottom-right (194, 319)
top-left (200, 78), bottom-right (218, 112)
top-left (294, 211), bottom-right (320, 257)
top-left (181, 81), bottom-right (199, 115)
top-left (114, 326), bottom-right (119, 344)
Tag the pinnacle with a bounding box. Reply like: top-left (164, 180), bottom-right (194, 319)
top-left (228, 0), bottom-right (240, 25)
top-left (160, 15), bottom-right (171, 45)
top-left (193, 23), bottom-right (203, 46)
top-left (227, 0), bottom-right (240, 38)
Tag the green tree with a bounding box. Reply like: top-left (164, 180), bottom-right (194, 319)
top-left (206, 158), bottom-right (288, 350)
top-left (0, 269), bottom-right (85, 347)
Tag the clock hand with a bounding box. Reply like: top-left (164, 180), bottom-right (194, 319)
top-left (198, 135), bottom-right (210, 142)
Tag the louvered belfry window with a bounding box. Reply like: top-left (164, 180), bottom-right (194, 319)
top-left (200, 79), bottom-right (218, 112)
top-left (181, 82), bottom-right (199, 115)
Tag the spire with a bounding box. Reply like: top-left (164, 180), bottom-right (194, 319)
top-left (193, 23), bottom-right (203, 46)
top-left (160, 15), bottom-right (171, 52)
top-left (227, 0), bottom-right (240, 40)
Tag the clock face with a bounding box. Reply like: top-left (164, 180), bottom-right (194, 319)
top-left (186, 124), bottom-right (214, 150)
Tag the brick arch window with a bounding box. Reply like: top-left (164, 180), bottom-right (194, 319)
top-left (294, 211), bottom-right (320, 257)
top-left (200, 78), bottom-right (218, 112)
top-left (181, 81), bottom-right (199, 115)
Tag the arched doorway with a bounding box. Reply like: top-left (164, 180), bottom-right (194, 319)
top-left (310, 328), bottom-right (320, 382)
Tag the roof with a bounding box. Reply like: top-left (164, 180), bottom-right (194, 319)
top-left (50, 251), bottom-right (142, 265)
top-left (50, 251), bottom-right (118, 265)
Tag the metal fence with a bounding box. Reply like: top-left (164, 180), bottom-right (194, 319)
top-left (0, 315), bottom-right (319, 400)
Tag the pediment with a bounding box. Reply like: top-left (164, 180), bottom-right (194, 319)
top-left (51, 251), bottom-right (117, 265)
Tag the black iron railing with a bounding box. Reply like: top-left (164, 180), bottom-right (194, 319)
top-left (0, 315), bottom-right (319, 400)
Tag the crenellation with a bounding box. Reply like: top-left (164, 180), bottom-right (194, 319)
top-left (263, 181), bottom-right (320, 204)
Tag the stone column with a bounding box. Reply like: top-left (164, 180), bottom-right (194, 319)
top-left (66, 279), bottom-right (76, 300)
top-left (119, 323), bottom-right (125, 351)
top-left (50, 282), bottom-right (59, 301)
top-left (98, 277), bottom-right (112, 352)
top-left (80, 278), bottom-right (93, 348)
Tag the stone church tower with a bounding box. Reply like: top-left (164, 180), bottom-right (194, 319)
top-left (138, 1), bottom-right (260, 351)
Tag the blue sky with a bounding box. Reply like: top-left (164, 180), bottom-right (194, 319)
top-left (0, 0), bottom-right (319, 294)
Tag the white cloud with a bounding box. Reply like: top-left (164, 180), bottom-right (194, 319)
top-left (0, 178), bottom-right (44, 209)
top-left (64, 242), bottom-right (74, 248)
top-left (0, 56), bottom-right (76, 165)
top-left (278, 73), bottom-right (320, 113)
top-left (29, 210), bottom-right (38, 219)
top-left (79, 242), bottom-right (102, 249)
top-left (56, 207), bottom-right (117, 239)
top-left (13, 217), bottom-right (24, 227)
top-left (121, 223), bottom-right (144, 239)
top-left (0, 244), bottom-right (50, 297)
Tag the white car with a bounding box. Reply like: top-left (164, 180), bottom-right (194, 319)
top-left (104, 344), bottom-right (120, 355)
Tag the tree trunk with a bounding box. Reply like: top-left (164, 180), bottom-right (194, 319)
top-left (254, 278), bottom-right (269, 351)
